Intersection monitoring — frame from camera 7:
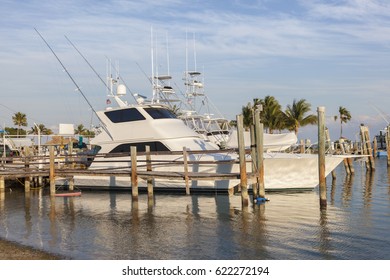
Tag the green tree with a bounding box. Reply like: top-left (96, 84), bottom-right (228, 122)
top-left (74, 124), bottom-right (87, 135)
top-left (12, 112), bottom-right (27, 137)
top-left (29, 124), bottom-right (53, 135)
top-left (259, 96), bottom-right (285, 133)
top-left (241, 99), bottom-right (262, 129)
top-left (338, 106), bottom-right (352, 138)
top-left (284, 99), bottom-right (317, 135)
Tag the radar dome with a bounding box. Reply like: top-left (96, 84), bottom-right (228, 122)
top-left (117, 84), bottom-right (126, 96)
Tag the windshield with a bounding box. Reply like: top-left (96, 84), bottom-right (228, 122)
top-left (144, 108), bottom-right (176, 119)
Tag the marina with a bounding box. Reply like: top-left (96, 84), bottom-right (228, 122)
top-left (1, 157), bottom-right (390, 260)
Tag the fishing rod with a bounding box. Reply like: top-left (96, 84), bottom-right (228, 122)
top-left (64, 35), bottom-right (110, 94)
top-left (370, 103), bottom-right (390, 125)
top-left (34, 28), bottom-right (113, 140)
top-left (65, 35), bottom-right (138, 103)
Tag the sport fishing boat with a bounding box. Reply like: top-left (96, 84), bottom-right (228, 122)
top-left (69, 77), bottom-right (347, 192)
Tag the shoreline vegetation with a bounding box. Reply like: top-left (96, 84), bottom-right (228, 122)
top-left (0, 238), bottom-right (63, 260)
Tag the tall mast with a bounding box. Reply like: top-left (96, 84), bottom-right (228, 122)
top-left (151, 26), bottom-right (157, 103)
top-left (193, 32), bottom-right (197, 71)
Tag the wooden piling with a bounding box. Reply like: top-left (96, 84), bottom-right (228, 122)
top-left (24, 157), bottom-right (31, 193)
top-left (145, 145), bottom-right (153, 198)
top-left (317, 106), bottom-right (327, 209)
top-left (300, 139), bottom-right (305, 153)
top-left (183, 147), bottom-right (190, 195)
top-left (325, 128), bottom-right (337, 179)
top-left (130, 146), bottom-right (138, 201)
top-left (49, 146), bottom-right (55, 195)
top-left (360, 125), bottom-right (375, 170)
top-left (69, 176), bottom-right (74, 191)
top-left (249, 125), bottom-right (258, 198)
top-left (339, 139), bottom-right (351, 175)
top-left (0, 176), bottom-right (4, 192)
top-left (373, 137), bottom-right (378, 158)
top-left (254, 108), bottom-right (265, 198)
top-left (236, 114), bottom-right (249, 207)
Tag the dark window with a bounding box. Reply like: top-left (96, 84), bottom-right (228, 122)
top-left (108, 141), bottom-right (170, 155)
top-left (144, 108), bottom-right (176, 119)
top-left (105, 108), bottom-right (145, 123)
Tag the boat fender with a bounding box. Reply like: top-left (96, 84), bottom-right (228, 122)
top-left (254, 197), bottom-right (269, 204)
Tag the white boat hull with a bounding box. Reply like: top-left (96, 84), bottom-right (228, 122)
top-left (61, 153), bottom-right (347, 192)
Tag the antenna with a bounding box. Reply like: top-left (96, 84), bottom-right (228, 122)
top-left (166, 32), bottom-right (170, 76)
top-left (193, 32), bottom-right (197, 71)
top-left (105, 57), bottom-right (138, 102)
top-left (34, 28), bottom-right (113, 140)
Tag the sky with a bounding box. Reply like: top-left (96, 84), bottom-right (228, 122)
top-left (1, 0), bottom-right (390, 142)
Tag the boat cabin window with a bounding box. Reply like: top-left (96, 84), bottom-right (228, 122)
top-left (107, 141), bottom-right (170, 155)
top-left (105, 108), bottom-right (146, 123)
top-left (144, 108), bottom-right (176, 119)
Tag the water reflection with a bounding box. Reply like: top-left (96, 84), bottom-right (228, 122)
top-left (318, 209), bottom-right (332, 259)
top-left (1, 165), bottom-right (390, 260)
top-left (363, 170), bottom-right (374, 207)
top-left (341, 175), bottom-right (354, 206)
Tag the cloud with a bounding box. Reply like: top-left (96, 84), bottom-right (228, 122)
top-left (0, 0), bottom-right (389, 139)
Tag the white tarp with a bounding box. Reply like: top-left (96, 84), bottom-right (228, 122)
top-left (226, 130), bottom-right (297, 152)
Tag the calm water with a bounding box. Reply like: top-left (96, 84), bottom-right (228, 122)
top-left (1, 157), bottom-right (390, 260)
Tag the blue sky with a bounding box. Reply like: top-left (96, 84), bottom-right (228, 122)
top-left (1, 0), bottom-right (390, 141)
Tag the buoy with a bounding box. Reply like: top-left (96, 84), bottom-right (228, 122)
top-left (254, 197), bottom-right (269, 204)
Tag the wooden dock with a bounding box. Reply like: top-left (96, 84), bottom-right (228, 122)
top-left (0, 146), bottom-right (255, 196)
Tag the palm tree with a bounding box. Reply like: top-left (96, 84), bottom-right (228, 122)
top-left (29, 124), bottom-right (53, 135)
top-left (338, 106), bottom-right (352, 138)
top-left (12, 112), bottom-right (27, 137)
top-left (74, 124), bottom-right (87, 135)
top-left (259, 96), bottom-right (284, 133)
top-left (284, 99), bottom-right (317, 135)
top-left (241, 99), bottom-right (262, 129)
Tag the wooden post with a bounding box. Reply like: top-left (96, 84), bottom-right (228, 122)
top-left (318, 106), bottom-right (327, 209)
top-left (236, 114), bottom-right (249, 207)
top-left (254, 108), bottom-right (265, 198)
top-left (131, 146), bottom-right (138, 201)
top-left (360, 125), bottom-right (369, 169)
top-left (145, 145), bottom-right (153, 198)
top-left (339, 140), bottom-right (351, 175)
top-left (69, 176), bottom-right (74, 191)
top-left (366, 128), bottom-right (375, 170)
top-left (347, 157), bottom-right (355, 174)
top-left (0, 176), bottom-right (4, 192)
top-left (326, 128), bottom-right (337, 179)
top-left (373, 137), bottom-right (378, 158)
top-left (300, 139), bottom-right (305, 153)
top-left (306, 139), bottom-right (311, 154)
top-left (360, 125), bottom-right (375, 170)
top-left (249, 125), bottom-right (258, 198)
top-left (49, 146), bottom-right (55, 196)
top-left (183, 147), bottom-right (190, 195)
top-left (24, 157), bottom-right (31, 193)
